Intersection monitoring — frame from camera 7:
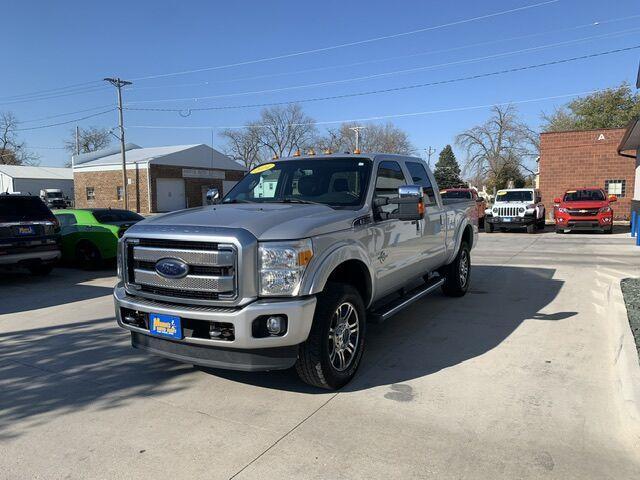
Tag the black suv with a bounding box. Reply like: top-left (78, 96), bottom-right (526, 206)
top-left (0, 194), bottom-right (62, 275)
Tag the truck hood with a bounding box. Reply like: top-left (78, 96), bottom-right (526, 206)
top-left (136, 203), bottom-right (360, 240)
top-left (559, 201), bottom-right (606, 209)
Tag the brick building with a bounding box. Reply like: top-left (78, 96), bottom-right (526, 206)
top-left (72, 144), bottom-right (245, 213)
top-left (539, 128), bottom-right (635, 221)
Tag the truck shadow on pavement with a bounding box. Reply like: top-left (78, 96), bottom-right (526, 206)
top-left (0, 267), bottom-right (115, 315)
top-left (207, 265), bottom-right (576, 392)
top-left (0, 317), bottom-right (193, 440)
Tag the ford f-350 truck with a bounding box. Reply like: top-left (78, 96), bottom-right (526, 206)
top-left (114, 153), bottom-right (477, 389)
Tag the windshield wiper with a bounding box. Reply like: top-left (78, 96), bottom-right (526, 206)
top-left (278, 197), bottom-right (326, 206)
top-left (223, 199), bottom-right (255, 204)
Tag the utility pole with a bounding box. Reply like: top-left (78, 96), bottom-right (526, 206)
top-left (75, 126), bottom-right (80, 156)
top-left (425, 146), bottom-right (436, 168)
top-left (349, 126), bottom-right (366, 153)
top-left (104, 77), bottom-right (133, 210)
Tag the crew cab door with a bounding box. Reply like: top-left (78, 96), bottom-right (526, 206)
top-left (404, 161), bottom-right (447, 271)
top-left (370, 160), bottom-right (423, 297)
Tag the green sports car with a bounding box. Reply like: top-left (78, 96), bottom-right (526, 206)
top-left (54, 209), bottom-right (144, 268)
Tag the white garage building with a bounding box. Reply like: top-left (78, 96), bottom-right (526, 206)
top-left (0, 165), bottom-right (74, 197)
top-left (72, 144), bottom-right (246, 213)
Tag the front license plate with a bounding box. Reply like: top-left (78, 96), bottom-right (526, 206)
top-left (149, 313), bottom-right (182, 340)
top-left (503, 217), bottom-right (512, 222)
top-left (17, 225), bottom-right (36, 235)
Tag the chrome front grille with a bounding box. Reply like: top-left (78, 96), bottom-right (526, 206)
top-left (495, 206), bottom-right (521, 217)
top-left (125, 238), bottom-right (237, 304)
top-left (567, 208), bottom-right (599, 216)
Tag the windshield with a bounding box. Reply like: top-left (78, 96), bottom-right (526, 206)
top-left (224, 158), bottom-right (372, 208)
top-left (92, 209), bottom-right (144, 223)
top-left (563, 189), bottom-right (605, 202)
top-left (0, 196), bottom-right (53, 222)
top-left (441, 190), bottom-right (472, 200)
top-left (496, 190), bottom-right (532, 202)
top-left (46, 192), bottom-right (63, 198)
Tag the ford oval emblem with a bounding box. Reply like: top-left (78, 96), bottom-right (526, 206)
top-left (155, 258), bottom-right (189, 279)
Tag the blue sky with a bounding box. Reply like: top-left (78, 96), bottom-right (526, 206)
top-left (2, 0), bottom-right (639, 167)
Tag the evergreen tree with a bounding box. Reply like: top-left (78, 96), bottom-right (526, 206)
top-left (434, 145), bottom-right (464, 189)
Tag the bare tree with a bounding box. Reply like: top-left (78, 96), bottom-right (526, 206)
top-left (318, 122), bottom-right (414, 154)
top-left (64, 126), bottom-right (112, 155)
top-left (257, 104), bottom-right (317, 158)
top-left (455, 105), bottom-right (537, 191)
top-left (0, 112), bottom-right (39, 165)
top-left (219, 124), bottom-right (263, 169)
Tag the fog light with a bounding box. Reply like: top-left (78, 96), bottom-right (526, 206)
top-left (266, 316), bottom-right (285, 335)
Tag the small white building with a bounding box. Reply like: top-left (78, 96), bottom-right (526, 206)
top-left (72, 144), bottom-right (246, 213)
top-left (0, 165), bottom-right (74, 197)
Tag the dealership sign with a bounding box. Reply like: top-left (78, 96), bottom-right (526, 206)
top-left (182, 168), bottom-right (225, 179)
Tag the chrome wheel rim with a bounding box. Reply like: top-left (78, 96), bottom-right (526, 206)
top-left (459, 250), bottom-right (469, 288)
top-left (328, 302), bottom-right (360, 372)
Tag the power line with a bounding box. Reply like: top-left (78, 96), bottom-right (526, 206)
top-left (125, 14), bottom-right (640, 94)
top-left (127, 28), bottom-right (640, 105)
top-left (125, 45), bottom-right (640, 114)
top-left (18, 105), bottom-right (115, 124)
top-left (131, 0), bottom-right (561, 81)
top-left (0, 80), bottom-right (103, 102)
top-left (15, 109), bottom-right (115, 131)
top-left (0, 85), bottom-right (111, 107)
top-left (125, 89), bottom-right (606, 131)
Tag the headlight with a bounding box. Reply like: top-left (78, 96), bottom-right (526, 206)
top-left (558, 207), bottom-right (568, 214)
top-left (493, 207), bottom-right (498, 213)
top-left (599, 206), bottom-right (612, 214)
top-left (518, 207), bottom-right (525, 213)
top-left (258, 239), bottom-right (313, 296)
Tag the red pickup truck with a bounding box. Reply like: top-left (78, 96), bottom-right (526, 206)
top-left (440, 188), bottom-right (487, 227)
top-left (553, 188), bottom-right (616, 234)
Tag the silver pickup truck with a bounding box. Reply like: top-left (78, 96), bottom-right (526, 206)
top-left (114, 153), bottom-right (477, 389)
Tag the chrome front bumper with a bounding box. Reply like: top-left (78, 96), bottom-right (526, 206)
top-left (114, 285), bottom-right (317, 349)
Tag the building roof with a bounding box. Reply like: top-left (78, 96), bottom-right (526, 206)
top-left (618, 117), bottom-right (640, 156)
top-left (0, 165), bottom-right (73, 180)
top-left (73, 144), bottom-right (245, 171)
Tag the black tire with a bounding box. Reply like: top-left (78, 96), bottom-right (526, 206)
top-left (479, 217), bottom-right (485, 229)
top-left (604, 225), bottom-right (613, 234)
top-left (526, 224), bottom-right (535, 234)
top-left (484, 221), bottom-right (494, 233)
top-left (28, 263), bottom-right (54, 276)
top-left (441, 242), bottom-right (471, 297)
top-left (555, 227), bottom-right (565, 234)
top-left (75, 241), bottom-right (102, 270)
top-left (296, 283), bottom-right (366, 390)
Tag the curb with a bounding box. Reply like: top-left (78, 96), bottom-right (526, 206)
top-left (608, 279), bottom-right (640, 446)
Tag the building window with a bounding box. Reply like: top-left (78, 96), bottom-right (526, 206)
top-left (86, 187), bottom-right (95, 201)
top-left (117, 186), bottom-right (124, 200)
top-left (605, 180), bottom-right (626, 198)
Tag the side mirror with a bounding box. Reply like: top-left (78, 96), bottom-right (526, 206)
top-left (374, 185), bottom-right (424, 221)
top-left (609, 194), bottom-right (617, 203)
top-left (206, 188), bottom-right (220, 205)
top-left (553, 197), bottom-right (562, 204)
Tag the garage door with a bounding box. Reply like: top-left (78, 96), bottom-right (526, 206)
top-left (156, 178), bottom-right (186, 212)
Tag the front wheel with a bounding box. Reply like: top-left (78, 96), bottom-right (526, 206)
top-left (441, 242), bottom-right (470, 297)
top-left (484, 221), bottom-right (494, 233)
top-left (526, 223), bottom-right (535, 234)
top-left (296, 283), bottom-right (366, 390)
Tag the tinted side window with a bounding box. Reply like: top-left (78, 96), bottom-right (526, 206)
top-left (56, 213), bottom-right (77, 227)
top-left (375, 161), bottom-right (406, 215)
top-left (406, 162), bottom-right (436, 205)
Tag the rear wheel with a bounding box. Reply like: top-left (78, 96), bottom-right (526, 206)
top-left (296, 283), bottom-right (366, 390)
top-left (441, 242), bottom-right (470, 297)
top-left (75, 242), bottom-right (102, 270)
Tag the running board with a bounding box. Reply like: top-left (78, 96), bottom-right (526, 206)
top-left (368, 277), bottom-right (445, 324)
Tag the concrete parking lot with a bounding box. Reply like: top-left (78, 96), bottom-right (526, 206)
top-left (1, 229), bottom-right (639, 479)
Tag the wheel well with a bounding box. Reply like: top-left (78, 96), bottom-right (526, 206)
top-left (326, 260), bottom-right (372, 305)
top-left (462, 224), bottom-right (473, 249)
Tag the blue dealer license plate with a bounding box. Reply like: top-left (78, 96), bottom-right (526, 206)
top-left (17, 225), bottom-right (36, 235)
top-left (503, 217), bottom-right (512, 222)
top-left (149, 313), bottom-right (182, 340)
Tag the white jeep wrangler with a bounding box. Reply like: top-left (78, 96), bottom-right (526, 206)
top-left (484, 188), bottom-right (545, 234)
